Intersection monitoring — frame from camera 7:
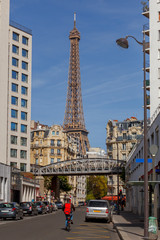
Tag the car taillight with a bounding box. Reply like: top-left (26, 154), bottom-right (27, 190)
top-left (12, 208), bottom-right (16, 212)
top-left (40, 205), bottom-right (42, 208)
top-left (29, 206), bottom-right (32, 210)
top-left (106, 209), bottom-right (109, 213)
top-left (86, 208), bottom-right (89, 212)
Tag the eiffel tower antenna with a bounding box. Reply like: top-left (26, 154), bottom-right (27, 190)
top-left (63, 14), bottom-right (90, 155)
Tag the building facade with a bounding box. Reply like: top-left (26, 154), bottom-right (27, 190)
top-left (106, 117), bottom-right (144, 196)
top-left (0, 0), bottom-right (32, 172)
top-left (0, 164), bottom-right (11, 203)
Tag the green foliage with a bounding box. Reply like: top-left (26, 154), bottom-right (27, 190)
top-left (58, 176), bottom-right (72, 192)
top-left (87, 176), bottom-right (107, 200)
top-left (141, 0), bottom-right (149, 11)
top-left (44, 176), bottom-right (52, 193)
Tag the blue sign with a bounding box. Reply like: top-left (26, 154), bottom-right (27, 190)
top-left (156, 169), bottom-right (160, 174)
top-left (136, 158), bottom-right (152, 163)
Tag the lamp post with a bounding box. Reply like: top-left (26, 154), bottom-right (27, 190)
top-left (116, 28), bottom-right (149, 238)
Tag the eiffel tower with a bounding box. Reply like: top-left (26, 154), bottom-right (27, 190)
top-left (63, 13), bottom-right (90, 155)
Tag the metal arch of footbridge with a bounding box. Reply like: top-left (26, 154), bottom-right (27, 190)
top-left (30, 158), bottom-right (126, 176)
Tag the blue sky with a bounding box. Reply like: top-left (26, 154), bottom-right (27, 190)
top-left (10, 0), bottom-right (148, 150)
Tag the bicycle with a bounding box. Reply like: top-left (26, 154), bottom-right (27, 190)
top-left (66, 214), bottom-right (71, 232)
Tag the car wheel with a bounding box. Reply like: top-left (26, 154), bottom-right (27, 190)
top-left (2, 218), bottom-right (6, 221)
top-left (85, 218), bottom-right (89, 222)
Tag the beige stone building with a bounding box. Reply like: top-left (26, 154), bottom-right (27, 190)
top-left (106, 117), bottom-right (144, 196)
top-left (30, 122), bottom-right (86, 204)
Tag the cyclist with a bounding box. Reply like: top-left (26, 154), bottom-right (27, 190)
top-left (62, 196), bottom-right (75, 228)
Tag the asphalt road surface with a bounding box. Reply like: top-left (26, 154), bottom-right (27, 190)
top-left (0, 207), bottom-right (120, 240)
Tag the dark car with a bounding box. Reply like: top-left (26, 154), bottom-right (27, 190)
top-left (20, 202), bottom-right (38, 216)
top-left (78, 201), bottom-right (85, 207)
top-left (43, 201), bottom-right (52, 213)
top-left (0, 202), bottom-right (23, 220)
top-left (55, 201), bottom-right (63, 209)
top-left (35, 201), bottom-right (47, 214)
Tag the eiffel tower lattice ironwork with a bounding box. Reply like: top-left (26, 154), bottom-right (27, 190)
top-left (63, 13), bottom-right (90, 155)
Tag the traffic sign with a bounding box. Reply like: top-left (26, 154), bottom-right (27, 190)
top-left (136, 158), bottom-right (152, 163)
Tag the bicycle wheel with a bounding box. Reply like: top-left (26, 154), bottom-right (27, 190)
top-left (67, 221), bottom-right (70, 232)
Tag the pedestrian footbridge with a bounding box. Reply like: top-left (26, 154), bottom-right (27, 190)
top-left (30, 158), bottom-right (126, 176)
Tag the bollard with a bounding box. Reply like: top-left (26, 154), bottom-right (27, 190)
top-left (148, 216), bottom-right (158, 240)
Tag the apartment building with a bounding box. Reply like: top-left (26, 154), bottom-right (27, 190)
top-left (0, 0), bottom-right (32, 171)
top-left (106, 117), bottom-right (144, 196)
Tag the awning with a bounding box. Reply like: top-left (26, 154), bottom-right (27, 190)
top-left (102, 196), bottom-right (126, 201)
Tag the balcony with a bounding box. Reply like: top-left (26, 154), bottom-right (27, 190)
top-left (142, 5), bottom-right (149, 19)
top-left (147, 95), bottom-right (150, 110)
top-left (146, 80), bottom-right (150, 90)
top-left (145, 42), bottom-right (150, 54)
top-left (143, 23), bottom-right (149, 37)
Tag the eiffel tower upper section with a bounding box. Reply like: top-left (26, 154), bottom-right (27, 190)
top-left (63, 14), bottom-right (90, 155)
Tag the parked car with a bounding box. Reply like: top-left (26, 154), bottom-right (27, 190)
top-left (85, 200), bottom-right (112, 223)
top-left (20, 202), bottom-right (38, 216)
top-left (43, 201), bottom-right (52, 213)
top-left (0, 202), bottom-right (23, 220)
top-left (55, 201), bottom-right (63, 209)
top-left (78, 201), bottom-right (85, 207)
top-left (51, 202), bottom-right (58, 211)
top-left (35, 201), bottom-right (47, 214)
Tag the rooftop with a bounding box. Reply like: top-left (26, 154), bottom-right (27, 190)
top-left (10, 20), bottom-right (32, 35)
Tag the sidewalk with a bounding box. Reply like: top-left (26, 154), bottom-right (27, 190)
top-left (112, 211), bottom-right (160, 240)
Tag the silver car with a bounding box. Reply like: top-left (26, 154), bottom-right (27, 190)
top-left (85, 200), bottom-right (112, 223)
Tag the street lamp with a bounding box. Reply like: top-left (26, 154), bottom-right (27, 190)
top-left (116, 28), bottom-right (149, 238)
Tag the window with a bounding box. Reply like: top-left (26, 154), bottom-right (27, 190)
top-left (159, 12), bottom-right (160, 21)
top-left (20, 150), bottom-right (27, 159)
top-left (57, 149), bottom-right (61, 155)
top-left (22, 36), bottom-right (28, 45)
top-left (51, 149), bottom-right (54, 155)
top-left (22, 73), bottom-right (28, 83)
top-left (57, 140), bottom-right (61, 146)
top-left (20, 163), bottom-right (26, 172)
top-left (10, 149), bottom-right (17, 158)
top-left (122, 154), bottom-right (126, 160)
top-left (13, 32), bottom-right (19, 41)
top-left (11, 135), bottom-right (17, 145)
top-left (122, 143), bottom-right (126, 150)
top-left (56, 131), bottom-right (59, 135)
top-left (22, 49), bottom-right (28, 58)
top-left (21, 112), bottom-right (27, 120)
top-left (158, 68), bottom-right (160, 79)
top-left (11, 109), bottom-right (18, 118)
top-left (52, 131), bottom-right (55, 136)
top-left (21, 86), bottom-right (28, 95)
top-left (51, 158), bottom-right (54, 163)
top-left (21, 99), bottom-right (27, 108)
top-left (12, 45), bottom-right (19, 54)
top-left (20, 137), bottom-right (27, 146)
top-left (12, 83), bottom-right (18, 93)
top-left (12, 70), bottom-right (18, 80)
top-left (11, 122), bottom-right (17, 131)
top-left (123, 133), bottom-right (127, 140)
top-left (57, 158), bottom-right (61, 162)
top-left (158, 49), bottom-right (160, 59)
top-left (10, 162), bottom-right (17, 168)
top-left (35, 158), bottom-right (38, 164)
top-left (51, 139), bottom-right (54, 146)
top-left (12, 57), bottom-right (18, 67)
top-left (22, 61), bottom-right (28, 70)
top-left (21, 124), bottom-right (27, 133)
top-left (11, 96), bottom-right (18, 105)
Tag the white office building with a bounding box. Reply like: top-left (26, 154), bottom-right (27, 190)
top-left (0, 0), bottom-right (32, 172)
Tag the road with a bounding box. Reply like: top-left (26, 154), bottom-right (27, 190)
top-left (0, 207), bottom-right (119, 240)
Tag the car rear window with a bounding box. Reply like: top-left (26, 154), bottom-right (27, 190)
top-left (35, 202), bottom-right (41, 206)
top-left (0, 203), bottom-right (14, 208)
top-left (89, 201), bottom-right (108, 207)
top-left (20, 203), bottom-right (30, 207)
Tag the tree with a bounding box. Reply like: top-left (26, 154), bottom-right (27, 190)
top-left (58, 176), bottom-right (72, 192)
top-left (141, 0), bottom-right (149, 11)
top-left (44, 176), bottom-right (52, 195)
top-left (87, 176), bottom-right (107, 200)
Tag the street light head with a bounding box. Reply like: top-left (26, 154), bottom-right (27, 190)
top-left (116, 38), bottom-right (129, 49)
